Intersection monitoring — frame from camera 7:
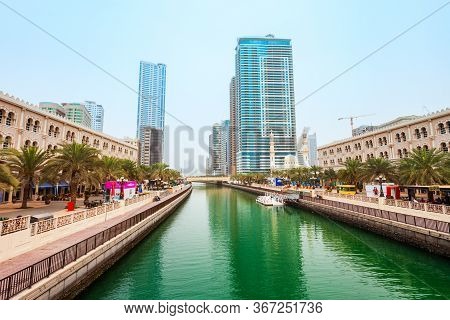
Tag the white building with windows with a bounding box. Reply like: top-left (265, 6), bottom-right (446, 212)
top-left (318, 109), bottom-right (450, 170)
top-left (84, 101), bottom-right (104, 132)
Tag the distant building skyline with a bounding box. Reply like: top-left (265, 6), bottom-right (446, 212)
top-left (235, 35), bottom-right (297, 173)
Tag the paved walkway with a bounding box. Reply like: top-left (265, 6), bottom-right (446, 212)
top-left (0, 197), bottom-right (106, 219)
top-left (0, 189), bottom-right (187, 280)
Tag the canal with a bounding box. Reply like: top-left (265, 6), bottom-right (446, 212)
top-left (78, 184), bottom-right (450, 299)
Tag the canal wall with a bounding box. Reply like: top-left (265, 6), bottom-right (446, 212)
top-left (225, 183), bottom-right (450, 258)
top-left (6, 186), bottom-right (192, 300)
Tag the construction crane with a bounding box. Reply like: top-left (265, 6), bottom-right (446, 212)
top-left (338, 114), bottom-right (375, 135)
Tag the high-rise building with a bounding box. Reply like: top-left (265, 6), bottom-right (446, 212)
top-left (307, 133), bottom-right (318, 166)
top-left (139, 126), bottom-right (163, 166)
top-left (39, 102), bottom-right (66, 118)
top-left (220, 120), bottom-right (231, 176)
top-left (137, 61), bottom-right (166, 135)
top-left (229, 77), bottom-right (237, 176)
top-left (136, 61), bottom-right (166, 165)
top-left (62, 103), bottom-right (92, 128)
top-left (235, 35), bottom-right (297, 173)
top-left (209, 123), bottom-right (222, 176)
top-left (84, 101), bottom-right (104, 132)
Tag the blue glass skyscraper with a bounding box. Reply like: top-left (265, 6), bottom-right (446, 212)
top-left (235, 35), bottom-right (297, 173)
top-left (137, 61), bottom-right (166, 138)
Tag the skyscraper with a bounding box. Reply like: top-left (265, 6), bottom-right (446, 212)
top-left (136, 61), bottom-right (166, 164)
top-left (84, 101), bottom-right (104, 132)
top-left (220, 120), bottom-right (231, 176)
top-left (229, 77), bottom-right (237, 176)
top-left (307, 133), bottom-right (318, 166)
top-left (235, 35), bottom-right (297, 173)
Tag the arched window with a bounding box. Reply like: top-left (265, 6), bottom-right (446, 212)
top-left (33, 120), bottom-right (40, 133)
top-left (384, 151), bottom-right (389, 159)
top-left (32, 141), bottom-right (38, 147)
top-left (48, 125), bottom-right (54, 137)
top-left (395, 133), bottom-right (401, 142)
top-left (0, 109), bottom-right (5, 123)
top-left (66, 131), bottom-right (71, 141)
top-left (401, 132), bottom-right (407, 141)
top-left (447, 121), bottom-right (450, 133)
top-left (25, 118), bottom-right (33, 131)
top-left (47, 144), bottom-right (53, 150)
top-left (440, 142), bottom-right (448, 152)
top-left (370, 153), bottom-right (374, 158)
top-left (438, 123), bottom-right (446, 134)
top-left (54, 127), bottom-right (60, 138)
top-left (397, 149), bottom-right (403, 159)
top-left (71, 132), bottom-right (75, 142)
top-left (423, 145), bottom-right (429, 151)
top-left (379, 152), bottom-right (384, 158)
top-left (403, 148), bottom-right (408, 157)
top-left (417, 146), bottom-right (422, 150)
top-left (383, 137), bottom-right (387, 145)
top-left (421, 127), bottom-right (428, 138)
top-left (3, 136), bottom-right (12, 149)
top-left (415, 128), bottom-right (421, 139)
top-left (24, 140), bottom-right (31, 148)
top-left (5, 112), bottom-right (15, 126)
top-left (53, 146), bottom-right (58, 150)
top-left (378, 138), bottom-right (383, 146)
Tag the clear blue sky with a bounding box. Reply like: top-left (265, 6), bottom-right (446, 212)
top-left (1, 0), bottom-right (449, 173)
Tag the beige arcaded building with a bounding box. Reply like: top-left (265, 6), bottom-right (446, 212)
top-left (318, 108), bottom-right (450, 170)
top-left (0, 91), bottom-right (137, 160)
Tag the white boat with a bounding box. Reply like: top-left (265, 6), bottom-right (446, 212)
top-left (256, 193), bottom-right (284, 206)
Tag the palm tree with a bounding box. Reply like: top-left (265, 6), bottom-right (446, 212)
top-left (362, 157), bottom-right (398, 183)
top-left (44, 142), bottom-right (101, 203)
top-left (4, 146), bottom-right (49, 208)
top-left (337, 158), bottom-right (364, 187)
top-left (100, 156), bottom-right (123, 181)
top-left (0, 163), bottom-right (19, 190)
top-left (309, 165), bottom-right (323, 186)
top-left (398, 148), bottom-right (450, 185)
top-left (150, 163), bottom-right (170, 189)
top-left (323, 168), bottom-right (337, 187)
top-left (120, 159), bottom-right (139, 181)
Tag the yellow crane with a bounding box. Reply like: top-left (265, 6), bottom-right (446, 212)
top-left (338, 114), bottom-right (375, 135)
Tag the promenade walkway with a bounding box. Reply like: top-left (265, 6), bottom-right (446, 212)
top-left (0, 186), bottom-right (185, 281)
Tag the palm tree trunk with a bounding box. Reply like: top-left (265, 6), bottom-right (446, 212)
top-left (21, 183), bottom-right (30, 209)
top-left (70, 182), bottom-right (77, 203)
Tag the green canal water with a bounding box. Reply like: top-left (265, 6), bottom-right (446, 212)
top-left (78, 184), bottom-right (450, 300)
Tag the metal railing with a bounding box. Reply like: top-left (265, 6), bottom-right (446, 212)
top-left (0, 185), bottom-right (191, 300)
top-left (0, 193), bottom-right (158, 238)
top-left (295, 195), bottom-right (450, 236)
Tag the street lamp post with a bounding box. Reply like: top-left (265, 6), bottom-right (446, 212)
top-left (119, 177), bottom-right (124, 200)
top-left (375, 175), bottom-right (386, 197)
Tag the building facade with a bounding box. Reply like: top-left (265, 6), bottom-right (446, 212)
top-left (229, 76), bottom-right (237, 176)
top-left (84, 101), bottom-right (104, 132)
top-left (208, 123), bottom-right (222, 176)
top-left (318, 109), bottom-right (450, 170)
top-left (138, 126), bottom-right (163, 166)
top-left (62, 103), bottom-right (92, 128)
top-left (0, 92), bottom-right (137, 161)
top-left (235, 35), bottom-right (297, 173)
